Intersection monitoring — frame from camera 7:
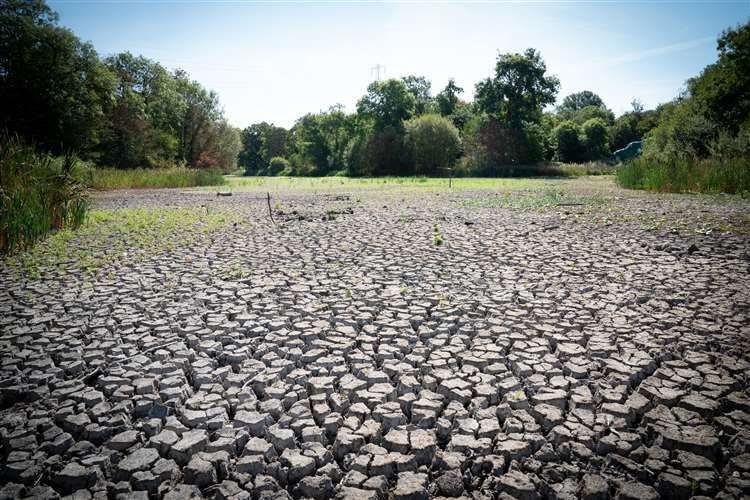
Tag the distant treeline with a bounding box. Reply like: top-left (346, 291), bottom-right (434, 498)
top-left (0, 0), bottom-right (240, 171)
top-left (239, 64), bottom-right (659, 177)
top-left (1, 1), bottom-right (748, 180)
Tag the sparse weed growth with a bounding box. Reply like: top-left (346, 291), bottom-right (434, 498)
top-left (433, 224), bottom-right (444, 246)
top-left (91, 168), bottom-right (226, 190)
top-left (6, 207), bottom-right (234, 279)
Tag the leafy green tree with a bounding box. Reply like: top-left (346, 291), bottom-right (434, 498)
top-left (560, 105), bottom-right (615, 126)
top-left (581, 118), bottom-right (609, 160)
top-left (552, 121), bottom-right (583, 162)
top-left (642, 21), bottom-right (749, 162)
top-left (354, 79), bottom-right (416, 175)
top-left (238, 122), bottom-right (289, 175)
top-left (99, 53), bottom-right (184, 167)
top-left (475, 48), bottom-right (560, 127)
top-left (357, 79), bottom-right (416, 132)
top-left (0, 0), bottom-right (115, 153)
top-left (239, 124), bottom-right (264, 175)
top-left (689, 21), bottom-right (749, 133)
top-left (174, 70), bottom-right (231, 168)
top-left (405, 114), bottom-right (461, 175)
top-left (401, 75), bottom-right (433, 115)
top-left (558, 91), bottom-right (605, 114)
top-left (436, 79), bottom-right (463, 117)
top-left (197, 120), bottom-right (240, 172)
top-left (290, 105), bottom-right (355, 175)
top-left (643, 99), bottom-right (716, 161)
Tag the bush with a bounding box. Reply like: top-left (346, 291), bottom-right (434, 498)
top-left (405, 114), bottom-right (461, 175)
top-left (1, 136), bottom-right (89, 253)
top-left (581, 118), bottom-right (609, 160)
top-left (552, 121), bottom-right (583, 162)
top-left (616, 157), bottom-right (750, 194)
top-left (268, 157), bottom-right (291, 176)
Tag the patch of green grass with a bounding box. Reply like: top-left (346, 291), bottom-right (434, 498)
top-left (616, 157), bottom-right (750, 195)
top-left (460, 187), bottom-right (609, 211)
top-left (216, 175), bottom-right (598, 194)
top-left (6, 207), bottom-right (235, 279)
top-left (90, 168), bottom-right (226, 190)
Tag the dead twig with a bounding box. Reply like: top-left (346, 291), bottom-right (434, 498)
top-left (267, 192), bottom-right (276, 225)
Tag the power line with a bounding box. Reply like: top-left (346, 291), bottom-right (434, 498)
top-left (371, 64), bottom-right (385, 81)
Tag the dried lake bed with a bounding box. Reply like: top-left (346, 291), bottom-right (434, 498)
top-left (1, 176), bottom-right (749, 499)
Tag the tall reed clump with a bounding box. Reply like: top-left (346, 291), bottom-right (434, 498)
top-left (616, 157), bottom-right (750, 195)
top-left (90, 167), bottom-right (226, 190)
top-left (0, 135), bottom-right (89, 253)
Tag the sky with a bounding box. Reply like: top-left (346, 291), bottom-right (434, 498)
top-left (49, 0), bottom-right (749, 129)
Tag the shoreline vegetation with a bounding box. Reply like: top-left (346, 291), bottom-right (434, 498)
top-left (1, 0), bottom-right (747, 253)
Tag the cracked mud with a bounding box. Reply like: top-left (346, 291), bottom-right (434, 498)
top-left (1, 179), bottom-right (749, 500)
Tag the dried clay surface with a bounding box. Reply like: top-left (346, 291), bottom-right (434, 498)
top-left (1, 178), bottom-right (749, 500)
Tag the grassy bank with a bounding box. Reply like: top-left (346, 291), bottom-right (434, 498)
top-left (616, 157), bottom-right (750, 195)
top-left (1, 137), bottom-right (89, 253)
top-left (7, 207), bottom-right (236, 279)
top-left (90, 167), bottom-right (226, 190)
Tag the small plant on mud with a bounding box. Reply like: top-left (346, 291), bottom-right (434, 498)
top-left (433, 224), bottom-right (444, 246)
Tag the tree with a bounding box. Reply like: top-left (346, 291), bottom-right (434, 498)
top-left (689, 21), bottom-right (749, 133)
top-left (99, 53), bottom-right (184, 167)
top-left (0, 0), bottom-right (115, 153)
top-left (436, 79), bottom-right (463, 117)
top-left (641, 20), bottom-right (749, 162)
top-left (401, 75), bottom-right (433, 115)
top-left (357, 79), bottom-right (416, 132)
top-left (405, 114), bottom-right (461, 175)
top-left (581, 118), bottom-right (609, 160)
top-left (290, 105), bottom-right (354, 175)
top-left (553, 121), bottom-right (583, 162)
top-left (559, 105), bottom-right (614, 126)
top-left (238, 122), bottom-right (289, 175)
top-left (355, 79), bottom-right (416, 175)
top-left (558, 91), bottom-right (605, 114)
top-left (197, 120), bottom-right (240, 172)
top-left (239, 124), bottom-right (264, 175)
top-left (475, 48), bottom-right (560, 127)
top-left (174, 70), bottom-right (225, 167)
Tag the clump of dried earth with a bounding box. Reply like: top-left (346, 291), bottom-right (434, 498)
top-left (1, 177), bottom-right (749, 500)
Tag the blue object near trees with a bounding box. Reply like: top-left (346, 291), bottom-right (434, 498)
top-left (612, 140), bottom-right (643, 162)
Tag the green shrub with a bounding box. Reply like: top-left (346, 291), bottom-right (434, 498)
top-left (1, 136), bottom-right (89, 253)
top-left (552, 121), bottom-right (583, 162)
top-left (90, 167), bottom-right (225, 190)
top-left (616, 157), bottom-right (750, 194)
top-left (405, 114), bottom-right (461, 176)
top-left (581, 118), bottom-right (609, 160)
top-left (268, 157), bottom-right (291, 176)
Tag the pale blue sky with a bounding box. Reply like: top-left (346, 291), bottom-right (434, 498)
top-left (50, 0), bottom-right (749, 128)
